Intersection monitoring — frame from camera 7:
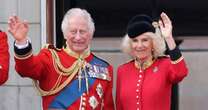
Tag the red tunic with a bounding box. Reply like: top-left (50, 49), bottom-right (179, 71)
top-left (116, 57), bottom-right (188, 110)
top-left (15, 47), bottom-right (115, 110)
top-left (0, 32), bottom-right (9, 85)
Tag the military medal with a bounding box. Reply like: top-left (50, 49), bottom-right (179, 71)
top-left (78, 69), bottom-right (82, 91)
top-left (89, 96), bottom-right (99, 109)
top-left (83, 66), bottom-right (89, 94)
top-left (93, 65), bottom-right (99, 73)
top-left (96, 83), bottom-right (103, 98)
top-left (87, 63), bottom-right (111, 81)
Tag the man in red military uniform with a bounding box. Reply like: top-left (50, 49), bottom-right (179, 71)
top-left (8, 8), bottom-right (115, 110)
top-left (0, 30), bottom-right (9, 85)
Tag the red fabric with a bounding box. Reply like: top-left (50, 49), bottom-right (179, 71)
top-left (116, 57), bottom-right (188, 110)
top-left (15, 48), bottom-right (114, 110)
top-left (0, 32), bottom-right (9, 85)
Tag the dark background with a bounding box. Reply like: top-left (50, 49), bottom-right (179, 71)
top-left (56, 0), bottom-right (208, 38)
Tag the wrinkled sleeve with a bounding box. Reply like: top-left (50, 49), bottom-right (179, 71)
top-left (14, 42), bottom-right (49, 80)
top-left (167, 46), bottom-right (188, 83)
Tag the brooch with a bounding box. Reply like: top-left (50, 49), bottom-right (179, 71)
top-left (153, 66), bottom-right (158, 73)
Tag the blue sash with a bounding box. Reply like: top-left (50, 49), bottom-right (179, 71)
top-left (48, 77), bottom-right (95, 109)
top-left (48, 56), bottom-right (109, 109)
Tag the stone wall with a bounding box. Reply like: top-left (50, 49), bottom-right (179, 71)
top-left (0, 0), bottom-right (41, 110)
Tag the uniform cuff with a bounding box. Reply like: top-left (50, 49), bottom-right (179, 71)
top-left (14, 41), bottom-right (32, 57)
top-left (168, 46), bottom-right (182, 61)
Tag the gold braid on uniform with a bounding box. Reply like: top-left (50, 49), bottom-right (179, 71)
top-left (134, 57), bottom-right (155, 72)
top-left (33, 44), bottom-right (90, 96)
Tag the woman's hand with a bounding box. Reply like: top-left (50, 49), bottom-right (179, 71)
top-left (159, 12), bottom-right (173, 38)
top-left (159, 12), bottom-right (176, 50)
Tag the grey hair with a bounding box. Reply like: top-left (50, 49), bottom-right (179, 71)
top-left (121, 30), bottom-right (166, 58)
top-left (61, 8), bottom-right (95, 37)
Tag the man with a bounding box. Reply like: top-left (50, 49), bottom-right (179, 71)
top-left (8, 8), bottom-right (115, 110)
top-left (0, 30), bottom-right (9, 85)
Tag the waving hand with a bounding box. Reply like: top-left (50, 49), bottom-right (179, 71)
top-left (8, 16), bottom-right (29, 44)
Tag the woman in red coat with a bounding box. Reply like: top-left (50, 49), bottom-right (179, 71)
top-left (116, 12), bottom-right (188, 110)
top-left (0, 30), bottom-right (9, 85)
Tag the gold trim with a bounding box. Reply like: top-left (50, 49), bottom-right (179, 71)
top-left (42, 44), bottom-right (50, 49)
top-left (171, 56), bottom-right (184, 64)
top-left (33, 66), bottom-right (79, 96)
top-left (134, 58), bottom-right (155, 71)
top-left (50, 49), bottom-right (81, 76)
top-left (14, 50), bottom-right (33, 60)
top-left (33, 45), bottom-right (91, 96)
top-left (63, 44), bottom-right (90, 59)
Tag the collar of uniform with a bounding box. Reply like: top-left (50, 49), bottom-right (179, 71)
top-left (63, 45), bottom-right (92, 62)
top-left (134, 58), bottom-right (155, 70)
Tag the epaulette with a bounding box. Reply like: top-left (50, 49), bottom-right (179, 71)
top-left (42, 44), bottom-right (61, 51)
top-left (92, 54), bottom-right (110, 66)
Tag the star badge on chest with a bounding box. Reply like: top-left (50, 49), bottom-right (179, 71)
top-left (96, 83), bottom-right (103, 98)
top-left (89, 96), bottom-right (99, 109)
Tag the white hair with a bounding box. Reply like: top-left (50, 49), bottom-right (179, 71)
top-left (121, 30), bottom-right (166, 58)
top-left (61, 8), bottom-right (95, 37)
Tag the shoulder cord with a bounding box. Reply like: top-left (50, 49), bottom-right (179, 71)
top-left (33, 49), bottom-right (87, 96)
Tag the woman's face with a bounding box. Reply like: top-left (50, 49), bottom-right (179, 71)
top-left (131, 33), bottom-right (153, 61)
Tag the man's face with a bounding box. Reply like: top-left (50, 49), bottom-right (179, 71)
top-left (65, 16), bottom-right (92, 54)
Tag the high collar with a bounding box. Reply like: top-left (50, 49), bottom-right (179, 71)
top-left (63, 45), bottom-right (93, 62)
top-left (134, 57), bottom-right (155, 71)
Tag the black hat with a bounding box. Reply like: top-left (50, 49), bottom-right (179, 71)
top-left (127, 14), bottom-right (155, 38)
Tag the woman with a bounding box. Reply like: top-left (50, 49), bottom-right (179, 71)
top-left (0, 30), bottom-right (9, 85)
top-left (116, 12), bottom-right (188, 110)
